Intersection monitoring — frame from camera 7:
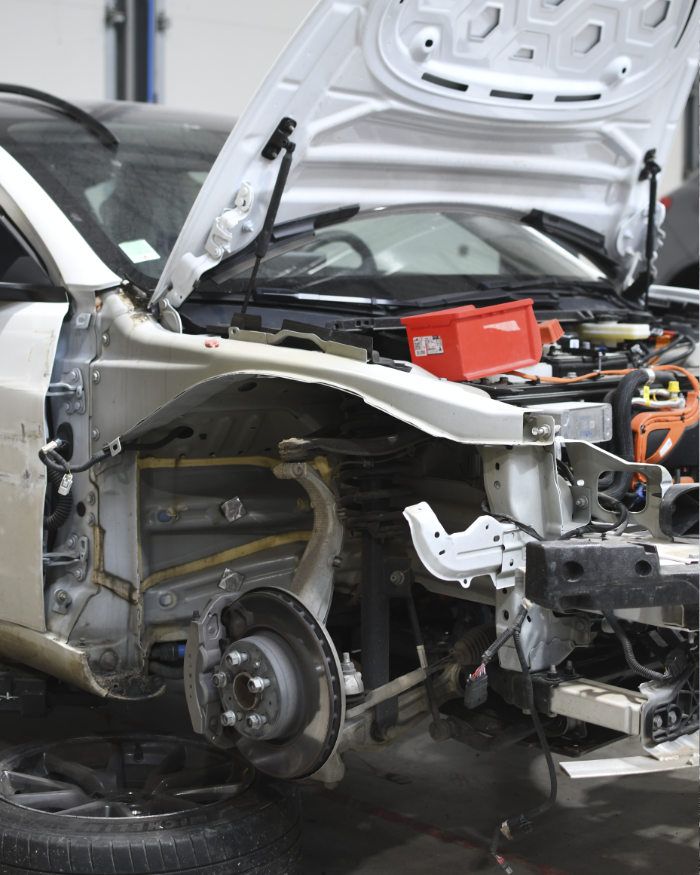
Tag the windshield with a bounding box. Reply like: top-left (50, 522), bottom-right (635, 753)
top-left (0, 100), bottom-right (230, 284)
top-left (212, 207), bottom-right (608, 299)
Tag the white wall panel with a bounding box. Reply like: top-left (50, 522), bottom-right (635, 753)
top-left (0, 0), bottom-right (107, 100)
top-left (156, 0), bottom-right (316, 115)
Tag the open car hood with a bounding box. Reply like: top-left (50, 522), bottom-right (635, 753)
top-left (151, 0), bottom-right (700, 310)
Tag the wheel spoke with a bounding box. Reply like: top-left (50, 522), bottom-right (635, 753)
top-left (61, 799), bottom-right (112, 816)
top-left (1, 770), bottom-right (76, 795)
top-left (43, 752), bottom-right (109, 796)
top-left (11, 788), bottom-right (92, 811)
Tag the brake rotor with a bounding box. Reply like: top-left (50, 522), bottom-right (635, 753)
top-left (185, 587), bottom-right (345, 780)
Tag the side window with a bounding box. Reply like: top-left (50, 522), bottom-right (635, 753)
top-left (0, 216), bottom-right (49, 283)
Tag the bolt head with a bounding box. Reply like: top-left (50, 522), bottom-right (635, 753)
top-left (246, 713), bottom-right (267, 730)
top-left (92, 370), bottom-right (101, 384)
top-left (212, 671), bottom-right (229, 688)
top-left (91, 427), bottom-right (100, 441)
top-left (158, 592), bottom-right (175, 608)
top-left (73, 568), bottom-right (85, 581)
top-left (220, 710), bottom-right (237, 727)
top-left (225, 649), bottom-right (248, 668)
top-left (56, 589), bottom-right (69, 603)
top-left (652, 714), bottom-right (664, 729)
top-left (247, 676), bottom-right (270, 694)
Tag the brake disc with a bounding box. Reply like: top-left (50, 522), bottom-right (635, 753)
top-left (185, 587), bottom-right (345, 780)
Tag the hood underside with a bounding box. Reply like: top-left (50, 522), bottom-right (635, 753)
top-left (153, 0), bottom-right (700, 309)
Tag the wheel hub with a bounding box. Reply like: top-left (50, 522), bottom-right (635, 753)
top-left (185, 588), bottom-right (345, 780)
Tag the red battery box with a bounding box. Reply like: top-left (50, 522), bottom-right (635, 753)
top-left (401, 298), bottom-right (541, 381)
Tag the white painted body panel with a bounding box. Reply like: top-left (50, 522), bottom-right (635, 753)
top-left (154, 0), bottom-right (700, 306)
top-left (0, 300), bottom-right (68, 629)
top-left (0, 146), bottom-right (120, 293)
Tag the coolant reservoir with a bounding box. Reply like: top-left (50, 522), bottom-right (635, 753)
top-left (578, 322), bottom-right (651, 345)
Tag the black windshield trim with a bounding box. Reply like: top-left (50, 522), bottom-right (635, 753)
top-left (0, 84), bottom-right (119, 149)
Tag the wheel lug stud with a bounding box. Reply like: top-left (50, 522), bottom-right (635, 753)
top-left (220, 710), bottom-right (238, 727)
top-left (247, 676), bottom-right (271, 693)
top-left (246, 713), bottom-right (267, 729)
top-left (212, 671), bottom-right (229, 688)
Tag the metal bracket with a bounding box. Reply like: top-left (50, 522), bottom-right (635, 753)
top-left (43, 534), bottom-right (89, 582)
top-left (565, 440), bottom-right (672, 539)
top-left (204, 183), bottom-right (254, 260)
top-left (403, 501), bottom-right (532, 590)
top-left (47, 368), bottom-right (85, 415)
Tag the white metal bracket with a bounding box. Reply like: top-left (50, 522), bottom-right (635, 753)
top-left (403, 501), bottom-right (532, 590)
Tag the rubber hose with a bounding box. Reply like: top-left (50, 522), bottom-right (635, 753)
top-left (44, 467), bottom-right (73, 531)
top-left (606, 369), bottom-right (652, 501)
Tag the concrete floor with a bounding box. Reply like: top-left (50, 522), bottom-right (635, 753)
top-left (0, 691), bottom-right (696, 875)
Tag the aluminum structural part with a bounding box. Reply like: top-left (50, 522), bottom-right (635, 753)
top-left (549, 679), bottom-right (646, 735)
top-left (523, 401), bottom-right (612, 443)
top-left (403, 502), bottom-right (532, 590)
top-left (561, 732), bottom-right (699, 779)
top-left (495, 583), bottom-right (593, 672)
top-left (273, 461), bottom-right (343, 621)
top-left (565, 440), bottom-right (673, 539)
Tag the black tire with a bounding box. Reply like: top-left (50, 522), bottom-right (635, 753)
top-left (0, 737), bottom-right (301, 875)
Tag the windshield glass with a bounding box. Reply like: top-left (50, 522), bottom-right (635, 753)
top-left (0, 100), bottom-right (230, 285)
top-left (214, 207), bottom-right (607, 298)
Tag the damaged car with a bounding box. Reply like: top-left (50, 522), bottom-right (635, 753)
top-left (0, 0), bottom-right (698, 873)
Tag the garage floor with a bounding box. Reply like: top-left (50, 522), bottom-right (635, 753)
top-left (0, 691), bottom-right (696, 875)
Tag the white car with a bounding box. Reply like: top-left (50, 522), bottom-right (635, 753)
top-left (0, 2), bottom-right (698, 874)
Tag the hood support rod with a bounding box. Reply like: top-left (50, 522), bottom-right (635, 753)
top-left (639, 148), bottom-right (661, 310)
top-left (239, 117), bottom-right (297, 316)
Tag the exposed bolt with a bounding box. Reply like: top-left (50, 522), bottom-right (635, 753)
top-left (531, 424), bottom-right (552, 439)
top-left (225, 649), bottom-right (248, 668)
top-left (101, 332), bottom-right (110, 346)
top-left (389, 570), bottom-right (405, 587)
top-left (246, 713), bottom-right (267, 730)
top-left (652, 714), bottom-right (664, 729)
top-left (87, 513), bottom-right (96, 526)
top-left (241, 220), bottom-right (254, 233)
top-left (247, 676), bottom-right (271, 694)
top-left (92, 370), bottom-right (101, 384)
top-left (91, 427), bottom-right (100, 441)
top-left (68, 369), bottom-right (80, 383)
top-left (73, 568), bottom-right (85, 581)
top-left (158, 592), bottom-right (175, 608)
top-left (212, 671), bottom-right (229, 688)
top-left (66, 535), bottom-right (78, 549)
top-left (86, 492), bottom-right (96, 505)
top-left (332, 556), bottom-right (342, 567)
top-left (668, 711), bottom-right (678, 725)
top-left (220, 710), bottom-right (238, 727)
top-left (55, 589), bottom-right (70, 604)
top-left (574, 496), bottom-right (588, 508)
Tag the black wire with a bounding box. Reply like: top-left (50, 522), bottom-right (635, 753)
top-left (481, 604), bottom-right (529, 665)
top-left (604, 612), bottom-right (674, 682)
top-left (490, 627), bottom-right (558, 867)
top-left (480, 500), bottom-right (543, 542)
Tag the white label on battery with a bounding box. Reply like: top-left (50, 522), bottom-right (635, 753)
top-left (484, 319), bottom-right (520, 332)
top-left (658, 437), bottom-right (673, 458)
top-left (413, 335), bottom-right (444, 356)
